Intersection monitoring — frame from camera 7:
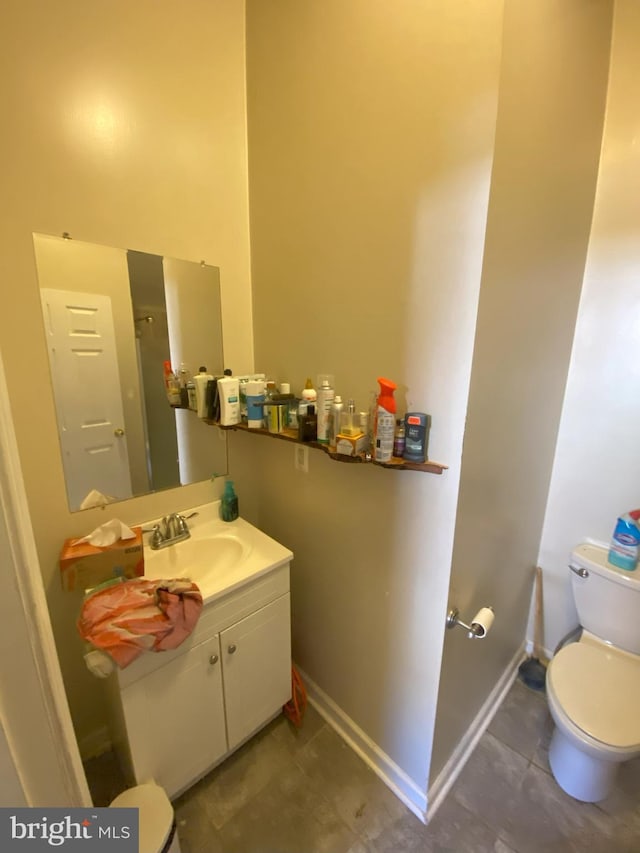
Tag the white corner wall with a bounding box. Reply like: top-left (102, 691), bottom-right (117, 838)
top-left (538, 0), bottom-right (640, 653)
top-left (429, 0), bottom-right (613, 786)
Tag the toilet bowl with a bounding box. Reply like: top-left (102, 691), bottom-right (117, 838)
top-left (545, 543), bottom-right (640, 802)
top-left (546, 636), bottom-right (640, 801)
top-left (110, 783), bottom-right (181, 853)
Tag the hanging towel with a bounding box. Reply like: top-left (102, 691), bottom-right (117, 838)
top-left (77, 578), bottom-right (203, 669)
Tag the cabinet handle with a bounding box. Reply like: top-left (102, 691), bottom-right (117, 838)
top-left (209, 654), bottom-right (219, 665)
top-left (227, 643), bottom-right (237, 654)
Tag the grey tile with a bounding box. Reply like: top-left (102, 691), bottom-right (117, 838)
top-left (174, 793), bottom-right (223, 853)
top-left (295, 725), bottom-right (406, 841)
top-left (493, 840), bottom-right (517, 853)
top-left (270, 702), bottom-right (327, 756)
top-left (530, 710), bottom-right (555, 774)
top-left (595, 756), bottom-right (640, 834)
top-left (194, 723), bottom-right (294, 829)
top-left (218, 762), bottom-right (359, 853)
top-left (451, 732), bottom-right (529, 828)
top-left (500, 762), bottom-right (638, 853)
top-left (366, 795), bottom-right (500, 853)
top-left (488, 679), bottom-right (549, 761)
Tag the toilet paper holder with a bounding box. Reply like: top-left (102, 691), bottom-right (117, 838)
top-left (446, 605), bottom-right (494, 639)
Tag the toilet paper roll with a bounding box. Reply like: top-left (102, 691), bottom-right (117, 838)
top-left (470, 606), bottom-right (495, 638)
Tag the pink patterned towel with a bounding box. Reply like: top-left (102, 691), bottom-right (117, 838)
top-left (77, 578), bottom-right (203, 668)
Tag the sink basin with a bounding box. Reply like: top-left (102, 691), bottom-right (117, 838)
top-left (144, 533), bottom-right (251, 587)
top-left (139, 503), bottom-right (292, 604)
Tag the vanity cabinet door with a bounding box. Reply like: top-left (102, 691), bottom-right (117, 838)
top-left (120, 634), bottom-right (227, 798)
top-left (221, 593), bottom-right (291, 750)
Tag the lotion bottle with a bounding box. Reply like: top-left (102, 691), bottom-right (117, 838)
top-left (217, 376), bottom-right (241, 426)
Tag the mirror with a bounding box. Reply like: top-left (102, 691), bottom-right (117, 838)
top-left (34, 233), bottom-right (228, 511)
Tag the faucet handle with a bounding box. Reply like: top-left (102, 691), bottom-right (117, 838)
top-left (142, 524), bottom-right (164, 549)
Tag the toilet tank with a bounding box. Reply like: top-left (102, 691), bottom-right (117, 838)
top-left (570, 543), bottom-right (640, 654)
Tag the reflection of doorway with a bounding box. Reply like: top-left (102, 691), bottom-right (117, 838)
top-left (127, 251), bottom-right (180, 491)
top-left (40, 288), bottom-right (133, 510)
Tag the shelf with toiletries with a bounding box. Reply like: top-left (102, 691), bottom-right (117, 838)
top-left (207, 421), bottom-right (448, 475)
top-left (166, 367), bottom-right (447, 474)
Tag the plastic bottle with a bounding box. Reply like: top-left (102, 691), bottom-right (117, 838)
top-left (220, 480), bottom-right (239, 522)
top-left (316, 375), bottom-right (335, 444)
top-left (177, 363), bottom-right (190, 407)
top-left (163, 361), bottom-right (181, 406)
top-left (328, 395), bottom-right (344, 451)
top-left (186, 377), bottom-right (197, 410)
top-left (245, 379), bottom-right (266, 428)
top-left (608, 510), bottom-right (640, 571)
top-left (393, 419), bottom-right (406, 458)
top-left (217, 376), bottom-right (241, 426)
top-left (193, 366), bottom-right (213, 418)
top-left (373, 377), bottom-right (397, 462)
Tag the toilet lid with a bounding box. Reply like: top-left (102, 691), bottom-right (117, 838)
top-left (110, 784), bottom-right (173, 853)
top-left (548, 643), bottom-right (640, 749)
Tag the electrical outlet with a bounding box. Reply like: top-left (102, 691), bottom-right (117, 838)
top-left (294, 444), bottom-right (309, 473)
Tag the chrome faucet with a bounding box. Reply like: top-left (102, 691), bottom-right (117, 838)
top-left (143, 512), bottom-right (198, 550)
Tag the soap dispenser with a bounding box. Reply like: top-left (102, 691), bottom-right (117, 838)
top-left (220, 480), bottom-right (239, 522)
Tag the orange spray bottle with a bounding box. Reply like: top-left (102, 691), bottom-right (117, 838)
top-left (373, 377), bottom-right (397, 462)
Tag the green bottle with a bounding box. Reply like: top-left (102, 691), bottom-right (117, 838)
top-left (220, 480), bottom-right (239, 522)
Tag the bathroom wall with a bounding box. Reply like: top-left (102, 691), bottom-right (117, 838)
top-left (538, 0), bottom-right (640, 653)
top-left (242, 0), bottom-right (504, 807)
top-left (0, 0), bottom-right (252, 753)
top-left (429, 0), bottom-right (613, 785)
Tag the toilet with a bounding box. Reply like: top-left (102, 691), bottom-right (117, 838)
top-left (546, 543), bottom-right (640, 802)
top-left (110, 783), bottom-right (181, 853)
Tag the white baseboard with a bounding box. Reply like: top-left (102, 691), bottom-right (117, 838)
top-left (78, 725), bottom-right (111, 761)
top-left (425, 644), bottom-right (524, 822)
top-left (296, 667), bottom-right (428, 822)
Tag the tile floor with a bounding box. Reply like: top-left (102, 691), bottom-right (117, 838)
top-left (85, 679), bottom-right (639, 852)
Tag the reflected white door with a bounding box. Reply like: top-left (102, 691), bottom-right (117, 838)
top-left (40, 288), bottom-right (132, 510)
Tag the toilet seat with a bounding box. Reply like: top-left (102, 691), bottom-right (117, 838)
top-left (547, 641), bottom-right (640, 751)
top-left (110, 783), bottom-right (177, 853)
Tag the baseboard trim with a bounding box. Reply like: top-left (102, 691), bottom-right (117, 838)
top-left (78, 725), bottom-right (111, 762)
top-left (296, 667), bottom-right (428, 822)
top-left (425, 644), bottom-right (524, 822)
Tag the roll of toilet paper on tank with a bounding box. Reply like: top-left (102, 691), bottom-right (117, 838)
top-left (470, 607), bottom-right (494, 638)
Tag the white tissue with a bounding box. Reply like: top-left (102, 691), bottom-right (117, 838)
top-left (72, 519), bottom-right (136, 548)
top-left (84, 649), bottom-right (114, 679)
top-left (80, 489), bottom-right (116, 510)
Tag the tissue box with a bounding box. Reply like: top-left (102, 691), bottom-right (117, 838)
top-left (59, 528), bottom-right (144, 592)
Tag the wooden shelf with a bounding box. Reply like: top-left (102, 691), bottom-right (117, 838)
top-left (206, 420), bottom-right (447, 475)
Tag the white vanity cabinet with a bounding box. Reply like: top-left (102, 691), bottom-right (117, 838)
top-left (111, 562), bottom-right (291, 798)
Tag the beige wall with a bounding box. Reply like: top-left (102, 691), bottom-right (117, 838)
top-left (244, 0), bottom-right (504, 801)
top-left (0, 0), bottom-right (252, 752)
top-left (538, 1), bottom-right (640, 651)
top-left (430, 0), bottom-right (613, 782)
